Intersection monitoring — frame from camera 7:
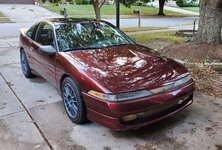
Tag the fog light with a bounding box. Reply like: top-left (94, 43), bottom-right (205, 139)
top-left (121, 114), bottom-right (138, 122)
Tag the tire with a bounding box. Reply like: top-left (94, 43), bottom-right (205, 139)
top-left (62, 77), bottom-right (87, 124)
top-left (20, 49), bottom-right (35, 78)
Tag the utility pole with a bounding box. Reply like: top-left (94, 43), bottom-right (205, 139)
top-left (116, 0), bottom-right (120, 28)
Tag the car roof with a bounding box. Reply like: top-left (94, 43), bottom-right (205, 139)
top-left (46, 18), bottom-right (103, 25)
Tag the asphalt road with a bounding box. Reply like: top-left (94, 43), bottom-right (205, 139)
top-left (0, 4), bottom-right (198, 38)
top-left (105, 17), bottom-right (197, 28)
top-left (0, 17), bottom-right (198, 38)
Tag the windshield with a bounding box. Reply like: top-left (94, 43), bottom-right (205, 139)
top-left (55, 21), bottom-right (135, 51)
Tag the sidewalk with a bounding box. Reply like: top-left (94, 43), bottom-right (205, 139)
top-left (126, 24), bottom-right (197, 35)
top-left (152, 3), bottom-right (199, 16)
top-left (163, 6), bottom-right (199, 16)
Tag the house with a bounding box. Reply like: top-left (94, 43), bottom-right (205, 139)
top-left (0, 0), bottom-right (35, 4)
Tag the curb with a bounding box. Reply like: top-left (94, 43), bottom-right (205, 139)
top-left (175, 59), bottom-right (222, 67)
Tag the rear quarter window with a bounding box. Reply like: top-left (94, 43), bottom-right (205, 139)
top-left (26, 23), bottom-right (40, 40)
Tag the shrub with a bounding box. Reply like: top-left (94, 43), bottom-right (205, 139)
top-left (186, 2), bottom-right (199, 7)
top-left (176, 0), bottom-right (187, 7)
top-left (53, 2), bottom-right (59, 6)
top-left (142, 0), bottom-right (152, 3)
top-left (69, 1), bottom-right (74, 4)
top-left (48, 0), bottom-right (60, 3)
top-left (176, 0), bottom-right (199, 7)
top-left (75, 0), bottom-right (82, 4)
top-left (59, 0), bottom-right (67, 4)
top-left (135, 1), bottom-right (143, 6)
top-left (82, 0), bottom-right (91, 4)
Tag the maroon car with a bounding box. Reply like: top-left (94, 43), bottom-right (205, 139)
top-left (19, 18), bottom-right (195, 130)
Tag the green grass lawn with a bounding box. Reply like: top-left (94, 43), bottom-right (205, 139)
top-left (0, 12), bottom-right (12, 23)
top-left (42, 4), bottom-right (189, 18)
top-left (121, 27), bottom-right (167, 32)
top-left (131, 31), bottom-right (183, 43)
top-left (179, 7), bottom-right (199, 13)
top-left (129, 31), bottom-right (184, 50)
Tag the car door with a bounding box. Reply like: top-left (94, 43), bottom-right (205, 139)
top-left (21, 22), bottom-right (40, 70)
top-left (31, 22), bottom-right (57, 87)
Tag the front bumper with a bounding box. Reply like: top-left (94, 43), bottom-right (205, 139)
top-left (83, 80), bottom-right (195, 130)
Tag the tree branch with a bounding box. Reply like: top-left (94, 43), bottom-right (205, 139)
top-left (99, 0), bottom-right (106, 10)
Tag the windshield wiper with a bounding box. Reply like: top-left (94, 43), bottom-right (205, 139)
top-left (113, 43), bottom-right (132, 47)
top-left (62, 47), bottom-right (99, 52)
top-left (61, 43), bottom-right (133, 52)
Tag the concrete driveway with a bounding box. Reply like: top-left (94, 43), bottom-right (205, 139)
top-left (0, 4), bottom-right (61, 23)
top-left (0, 38), bottom-right (222, 150)
top-left (0, 4), bottom-right (61, 38)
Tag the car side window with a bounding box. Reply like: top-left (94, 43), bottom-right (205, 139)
top-left (35, 22), bottom-right (56, 48)
top-left (26, 23), bottom-right (40, 40)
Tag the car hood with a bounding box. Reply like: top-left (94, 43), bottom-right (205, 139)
top-left (66, 44), bottom-right (189, 93)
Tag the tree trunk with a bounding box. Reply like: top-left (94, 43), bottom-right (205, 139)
top-left (92, 0), bottom-right (101, 20)
top-left (195, 0), bottom-right (222, 44)
top-left (158, 0), bottom-right (165, 15)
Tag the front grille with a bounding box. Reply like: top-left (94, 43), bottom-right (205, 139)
top-left (121, 94), bottom-right (193, 126)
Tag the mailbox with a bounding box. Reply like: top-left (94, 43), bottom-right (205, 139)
top-left (60, 10), bottom-right (65, 15)
top-left (133, 10), bottom-right (140, 14)
top-left (60, 8), bottom-right (67, 17)
top-left (133, 10), bottom-right (141, 27)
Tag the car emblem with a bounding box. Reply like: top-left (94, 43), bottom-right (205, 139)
top-left (178, 99), bottom-right (184, 105)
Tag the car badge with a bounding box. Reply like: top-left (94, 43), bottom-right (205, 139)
top-left (178, 99), bottom-right (184, 105)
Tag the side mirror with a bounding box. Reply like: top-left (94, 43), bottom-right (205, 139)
top-left (38, 45), bottom-right (56, 56)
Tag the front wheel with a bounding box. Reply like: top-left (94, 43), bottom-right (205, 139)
top-left (20, 50), bottom-right (34, 78)
top-left (62, 77), bottom-right (87, 124)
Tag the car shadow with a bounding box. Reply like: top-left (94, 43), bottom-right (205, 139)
top-left (28, 76), bottom-right (46, 83)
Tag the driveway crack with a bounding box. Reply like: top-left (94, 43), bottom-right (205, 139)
top-left (0, 110), bottom-right (25, 118)
top-left (0, 72), bottom-right (54, 150)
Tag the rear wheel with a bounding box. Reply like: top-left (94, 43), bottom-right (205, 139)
top-left (62, 77), bottom-right (87, 124)
top-left (20, 50), bottom-right (34, 78)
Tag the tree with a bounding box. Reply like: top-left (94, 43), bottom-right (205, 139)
top-left (91, 0), bottom-right (167, 19)
top-left (48, 0), bottom-right (60, 3)
top-left (158, 0), bottom-right (166, 15)
top-left (92, 0), bottom-right (136, 20)
top-left (196, 0), bottom-right (222, 44)
top-left (91, 0), bottom-right (106, 20)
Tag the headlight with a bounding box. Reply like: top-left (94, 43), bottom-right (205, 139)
top-left (88, 90), bottom-right (152, 102)
top-left (88, 74), bottom-right (191, 101)
top-left (174, 74), bottom-right (191, 87)
top-left (150, 83), bottom-right (174, 94)
top-left (150, 74), bottom-right (191, 94)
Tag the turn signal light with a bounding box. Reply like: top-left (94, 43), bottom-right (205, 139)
top-left (121, 114), bottom-right (138, 122)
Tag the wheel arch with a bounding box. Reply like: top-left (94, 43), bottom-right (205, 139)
top-left (60, 74), bottom-right (70, 92)
top-left (20, 47), bottom-right (24, 52)
top-left (59, 74), bottom-right (81, 93)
